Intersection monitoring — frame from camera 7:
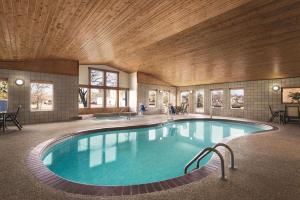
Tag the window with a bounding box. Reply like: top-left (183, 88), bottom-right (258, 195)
top-left (90, 89), bottom-right (104, 108)
top-left (162, 91), bottom-right (170, 106)
top-left (195, 89), bottom-right (204, 113)
top-left (106, 89), bottom-right (117, 107)
top-left (119, 90), bottom-right (128, 107)
top-left (78, 88), bottom-right (89, 108)
top-left (148, 90), bottom-right (157, 107)
top-left (31, 82), bottom-right (53, 111)
top-left (79, 68), bottom-right (128, 109)
top-left (211, 90), bottom-right (223, 108)
top-left (181, 91), bottom-right (189, 104)
top-left (230, 89), bottom-right (244, 109)
top-left (0, 80), bottom-right (8, 112)
top-left (90, 69), bottom-right (104, 86)
top-left (106, 72), bottom-right (118, 87)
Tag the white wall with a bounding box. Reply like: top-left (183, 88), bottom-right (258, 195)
top-left (129, 72), bottom-right (138, 112)
top-left (138, 83), bottom-right (176, 114)
top-left (79, 64), bottom-right (129, 88)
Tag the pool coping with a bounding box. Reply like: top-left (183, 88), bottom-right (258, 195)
top-left (27, 118), bottom-right (278, 196)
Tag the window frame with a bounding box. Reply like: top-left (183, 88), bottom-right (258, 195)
top-left (90, 88), bottom-right (105, 108)
top-left (119, 89), bottom-right (129, 108)
top-left (0, 78), bottom-right (8, 112)
top-left (162, 90), bottom-right (170, 107)
top-left (106, 89), bottom-right (118, 108)
top-left (211, 89), bottom-right (224, 108)
top-left (88, 68), bottom-right (119, 88)
top-left (229, 88), bottom-right (245, 109)
top-left (195, 89), bottom-right (205, 113)
top-left (180, 91), bottom-right (190, 104)
top-left (30, 80), bottom-right (54, 112)
top-left (79, 68), bottom-right (128, 109)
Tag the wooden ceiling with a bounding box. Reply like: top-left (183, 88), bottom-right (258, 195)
top-left (1, 0), bottom-right (300, 86)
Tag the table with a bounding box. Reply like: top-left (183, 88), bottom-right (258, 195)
top-left (0, 112), bottom-right (7, 132)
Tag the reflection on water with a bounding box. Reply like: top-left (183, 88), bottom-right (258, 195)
top-left (43, 120), bottom-right (267, 186)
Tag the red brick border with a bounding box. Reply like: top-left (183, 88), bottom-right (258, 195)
top-left (27, 118), bottom-right (276, 196)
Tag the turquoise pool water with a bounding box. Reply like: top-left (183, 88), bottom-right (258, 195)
top-left (42, 120), bottom-right (271, 186)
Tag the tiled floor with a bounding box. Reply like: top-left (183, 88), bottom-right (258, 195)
top-left (0, 114), bottom-right (300, 200)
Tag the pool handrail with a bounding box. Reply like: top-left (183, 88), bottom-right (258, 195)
top-left (196, 143), bottom-right (235, 169)
top-left (184, 143), bottom-right (235, 180)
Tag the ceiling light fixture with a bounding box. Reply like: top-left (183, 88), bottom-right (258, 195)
top-left (272, 85), bottom-right (280, 92)
top-left (15, 79), bottom-right (24, 86)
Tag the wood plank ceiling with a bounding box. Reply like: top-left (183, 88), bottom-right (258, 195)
top-left (1, 0), bottom-right (300, 86)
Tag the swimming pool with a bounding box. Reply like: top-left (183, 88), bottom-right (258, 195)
top-left (41, 119), bottom-right (272, 187)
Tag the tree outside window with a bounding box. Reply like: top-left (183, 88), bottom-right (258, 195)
top-left (106, 89), bottom-right (117, 107)
top-left (79, 88), bottom-right (89, 108)
top-left (119, 90), bottom-right (128, 107)
top-left (90, 89), bottom-right (104, 108)
top-left (90, 69), bottom-right (104, 86)
top-left (0, 80), bottom-right (8, 112)
top-left (31, 82), bottom-right (53, 111)
top-left (106, 72), bottom-right (118, 87)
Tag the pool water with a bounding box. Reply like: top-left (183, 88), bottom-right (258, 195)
top-left (42, 120), bottom-right (271, 186)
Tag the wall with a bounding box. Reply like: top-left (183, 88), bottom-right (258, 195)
top-left (129, 72), bottom-right (138, 112)
top-left (0, 69), bottom-right (78, 124)
top-left (79, 64), bottom-right (129, 88)
top-left (177, 77), bottom-right (300, 121)
top-left (138, 83), bottom-right (176, 114)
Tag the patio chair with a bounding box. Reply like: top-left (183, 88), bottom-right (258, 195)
top-left (285, 105), bottom-right (300, 123)
top-left (5, 105), bottom-right (23, 130)
top-left (139, 103), bottom-right (147, 115)
top-left (269, 105), bottom-right (280, 122)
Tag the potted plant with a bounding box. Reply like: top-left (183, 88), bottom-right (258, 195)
top-left (288, 92), bottom-right (300, 103)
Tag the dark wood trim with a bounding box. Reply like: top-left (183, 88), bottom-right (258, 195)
top-left (30, 80), bottom-right (54, 84)
top-left (79, 68), bottom-right (128, 112)
top-left (79, 84), bottom-right (129, 90)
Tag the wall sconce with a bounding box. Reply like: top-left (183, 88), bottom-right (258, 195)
top-left (272, 85), bottom-right (280, 92)
top-left (190, 90), bottom-right (193, 94)
top-left (159, 90), bottom-right (163, 93)
top-left (15, 79), bottom-right (24, 86)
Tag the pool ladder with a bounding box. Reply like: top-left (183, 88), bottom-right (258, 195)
top-left (184, 143), bottom-right (235, 180)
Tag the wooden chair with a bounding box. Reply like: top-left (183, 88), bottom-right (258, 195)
top-left (285, 105), bottom-right (300, 123)
top-left (269, 105), bottom-right (280, 122)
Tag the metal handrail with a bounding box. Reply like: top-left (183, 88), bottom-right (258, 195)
top-left (184, 147), bottom-right (225, 179)
top-left (196, 143), bottom-right (234, 169)
top-left (184, 143), bottom-right (235, 180)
